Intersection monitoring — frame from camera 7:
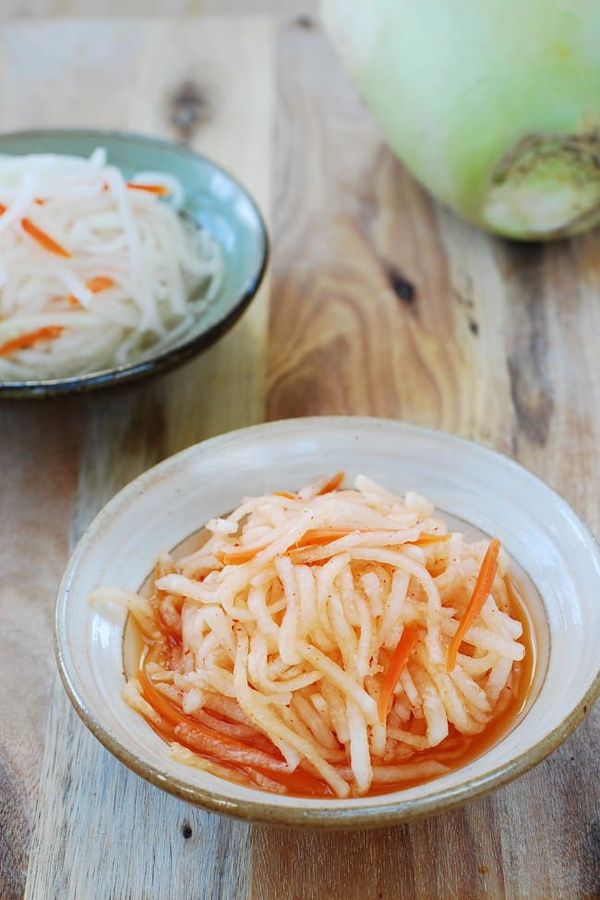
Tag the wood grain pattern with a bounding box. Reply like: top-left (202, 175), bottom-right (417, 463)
top-left (0, 401), bottom-right (83, 897)
top-left (259, 19), bottom-right (600, 899)
top-left (25, 682), bottom-right (252, 900)
top-left (2, 11), bottom-right (600, 900)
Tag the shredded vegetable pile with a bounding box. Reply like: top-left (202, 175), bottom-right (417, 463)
top-left (96, 473), bottom-right (528, 799)
top-left (0, 149), bottom-right (223, 378)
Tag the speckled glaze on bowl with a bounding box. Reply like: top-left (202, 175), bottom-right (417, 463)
top-left (55, 418), bottom-right (600, 829)
top-left (0, 129), bottom-right (268, 399)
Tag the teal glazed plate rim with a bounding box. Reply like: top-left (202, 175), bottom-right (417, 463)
top-left (0, 129), bottom-right (268, 399)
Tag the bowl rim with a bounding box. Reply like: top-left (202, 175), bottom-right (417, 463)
top-left (0, 128), bottom-right (269, 399)
top-left (54, 416), bottom-right (600, 829)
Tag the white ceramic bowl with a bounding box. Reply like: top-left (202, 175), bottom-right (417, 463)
top-left (55, 417), bottom-right (600, 828)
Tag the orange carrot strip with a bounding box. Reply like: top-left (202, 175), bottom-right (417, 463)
top-left (174, 722), bottom-right (293, 772)
top-left (0, 203), bottom-right (6, 215)
top-left (295, 529), bottom-right (445, 550)
top-left (68, 276), bottom-right (116, 308)
top-left (127, 182), bottom-right (170, 196)
top-left (249, 765), bottom-right (332, 797)
top-left (191, 708), bottom-right (274, 751)
top-left (21, 217), bottom-right (70, 257)
top-left (296, 528), bottom-right (358, 548)
top-left (377, 625), bottom-right (420, 724)
top-left (138, 666), bottom-right (197, 730)
top-left (316, 471), bottom-right (345, 495)
top-left (446, 538), bottom-right (501, 672)
top-left (413, 533), bottom-right (451, 547)
top-left (86, 275), bottom-right (115, 293)
top-left (292, 529), bottom-right (447, 556)
top-left (217, 544), bottom-right (268, 565)
top-left (0, 325), bottom-right (63, 356)
top-left (273, 491), bottom-right (297, 500)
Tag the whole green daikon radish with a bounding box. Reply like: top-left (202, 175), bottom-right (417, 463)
top-left (322, 0), bottom-right (600, 239)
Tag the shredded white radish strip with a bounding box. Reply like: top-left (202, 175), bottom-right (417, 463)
top-left (110, 473), bottom-right (528, 799)
top-left (346, 699), bottom-right (372, 793)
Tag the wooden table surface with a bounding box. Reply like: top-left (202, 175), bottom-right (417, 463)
top-left (2, 12), bottom-right (600, 900)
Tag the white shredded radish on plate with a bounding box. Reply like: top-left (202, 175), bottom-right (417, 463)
top-left (0, 148), bottom-right (223, 378)
top-left (92, 473), bottom-right (528, 799)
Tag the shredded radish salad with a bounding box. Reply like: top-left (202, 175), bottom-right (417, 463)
top-left (0, 148), bottom-right (223, 378)
top-left (93, 474), bottom-right (531, 799)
